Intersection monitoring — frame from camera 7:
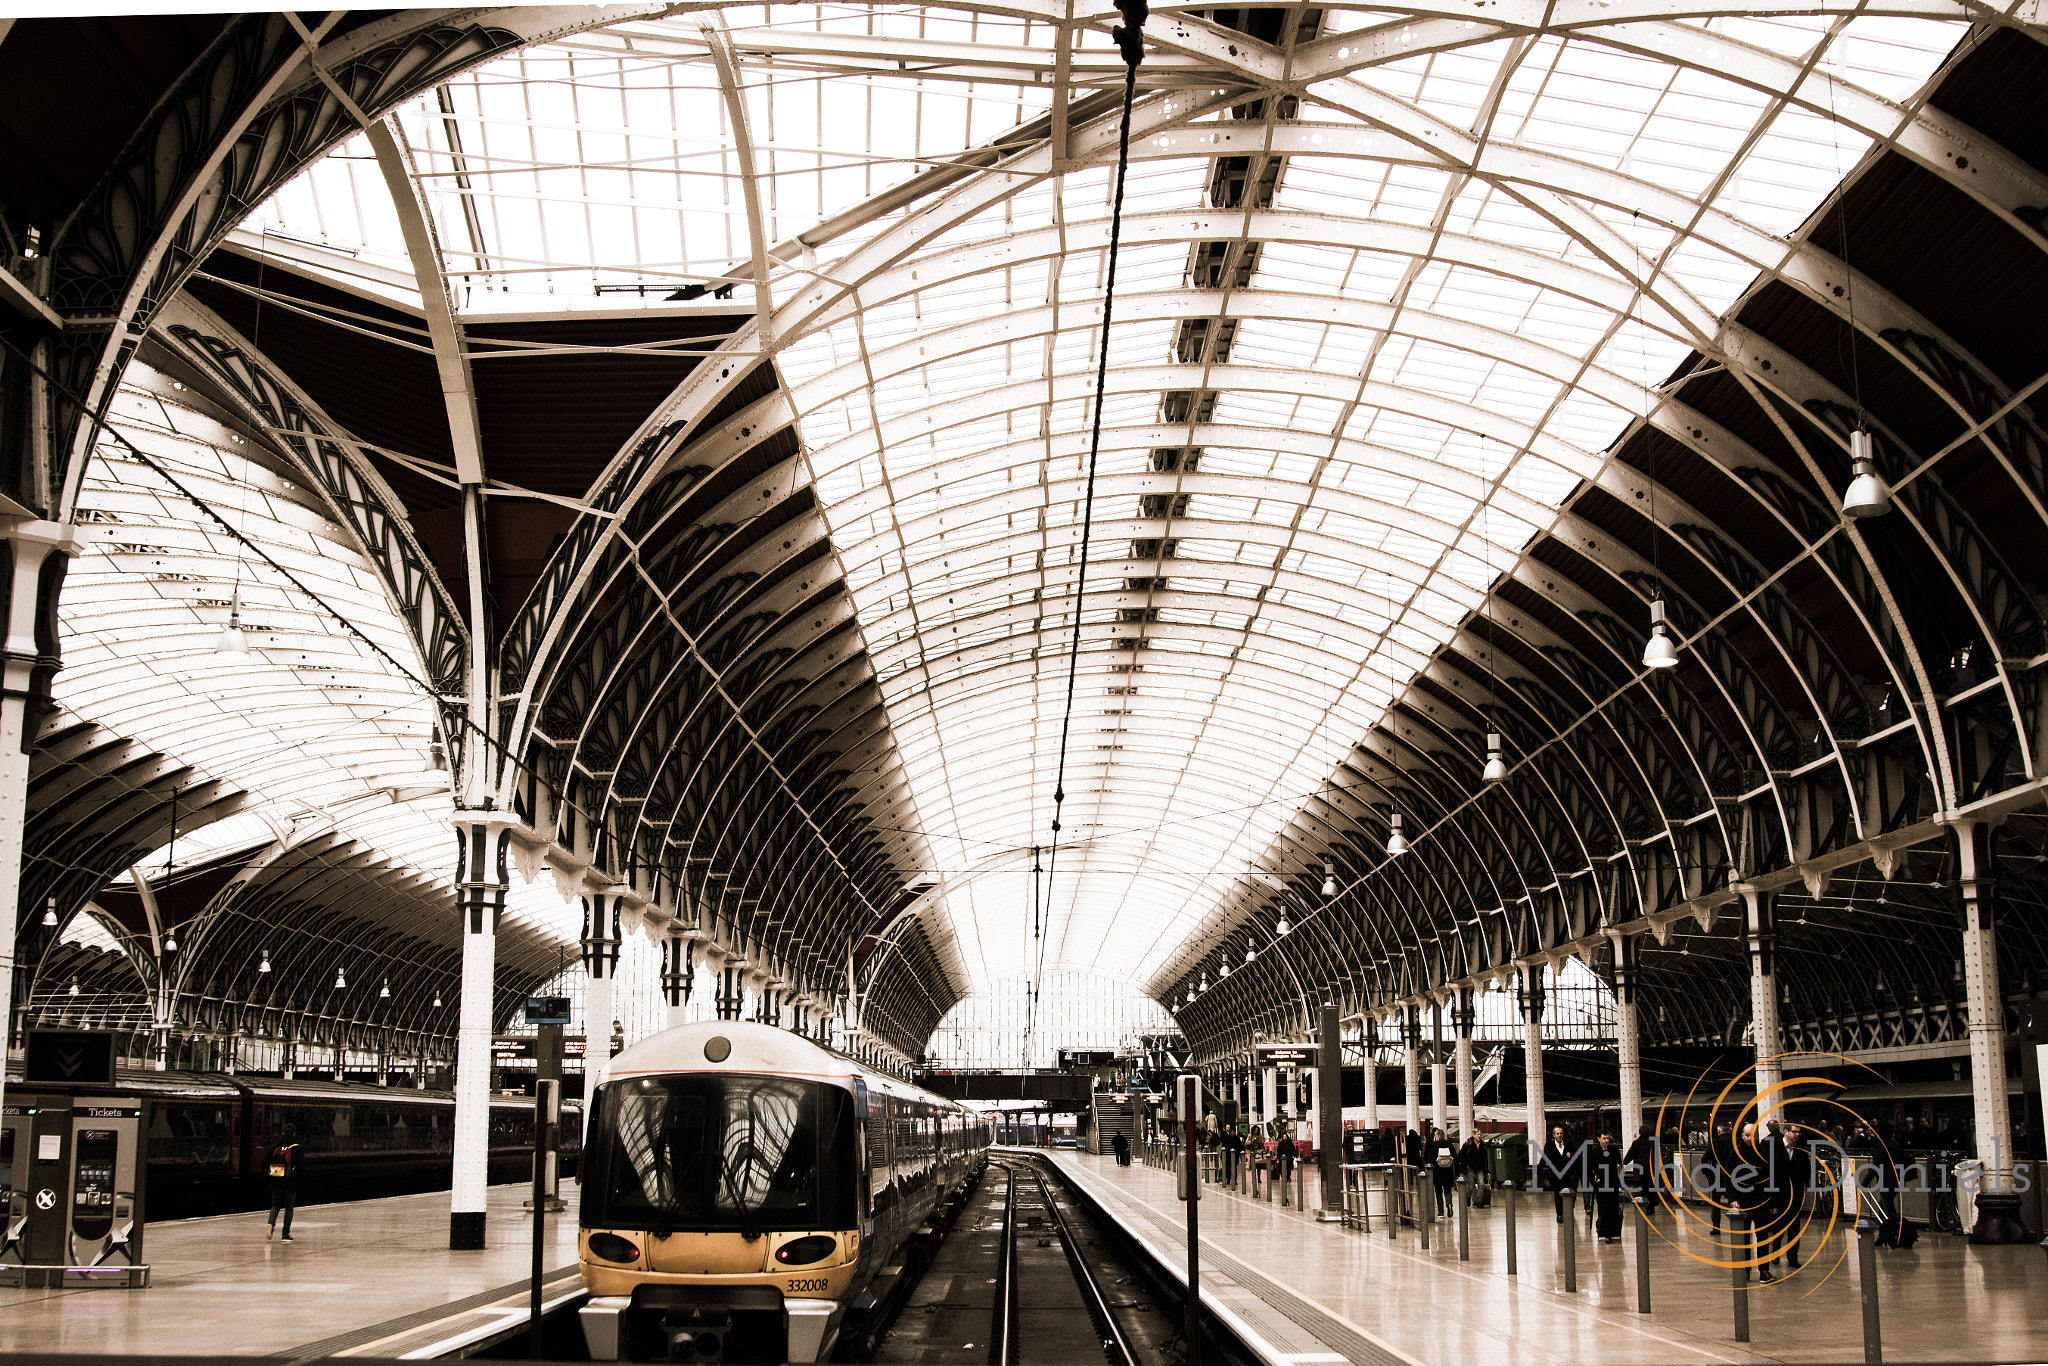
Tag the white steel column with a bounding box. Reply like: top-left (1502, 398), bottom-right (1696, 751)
top-left (1262, 1066), bottom-right (1277, 1124)
top-left (1360, 1019), bottom-right (1379, 1132)
top-left (1956, 821), bottom-right (2014, 1202)
top-left (1613, 935), bottom-right (1643, 1143)
top-left (1430, 1002), bottom-right (1448, 1134)
top-left (450, 815), bottom-right (510, 1249)
top-left (1522, 965), bottom-right (1547, 1157)
top-left (1453, 989), bottom-right (1475, 1142)
top-left (1740, 886), bottom-right (1783, 1100)
top-left (0, 521), bottom-right (78, 1121)
top-left (1403, 1007), bottom-right (1422, 1135)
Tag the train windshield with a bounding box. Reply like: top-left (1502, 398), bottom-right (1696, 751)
top-left (588, 1075), bottom-right (855, 1235)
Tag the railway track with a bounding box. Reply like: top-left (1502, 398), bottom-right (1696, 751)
top-left (867, 1155), bottom-right (1178, 1365)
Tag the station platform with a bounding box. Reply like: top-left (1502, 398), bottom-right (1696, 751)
top-left (1052, 1152), bottom-right (2048, 1366)
top-left (0, 1181), bottom-right (582, 1358)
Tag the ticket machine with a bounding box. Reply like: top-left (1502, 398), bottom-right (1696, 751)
top-left (0, 1094), bottom-right (147, 1287)
top-left (68, 1103), bottom-right (145, 1277)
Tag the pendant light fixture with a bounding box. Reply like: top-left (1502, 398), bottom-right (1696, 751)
top-left (1321, 860), bottom-right (1337, 898)
top-left (214, 584), bottom-right (250, 657)
top-left (1219, 961), bottom-right (1230, 979)
top-left (1386, 811), bottom-right (1410, 856)
top-left (164, 933), bottom-right (178, 953)
top-left (41, 899), bottom-right (56, 927)
top-left (1842, 428), bottom-right (1893, 518)
top-left (1275, 911), bottom-right (1291, 936)
top-left (334, 966), bottom-right (347, 990)
top-left (68, 977), bottom-right (79, 997)
top-left (1244, 942), bottom-right (1256, 963)
top-left (1482, 733), bottom-right (1508, 783)
top-left (1199, 974), bottom-right (1209, 992)
top-left (433, 993), bottom-right (443, 1008)
top-left (258, 949), bottom-right (272, 974)
top-left (1642, 598), bottom-right (1680, 669)
top-left (379, 978), bottom-right (391, 999)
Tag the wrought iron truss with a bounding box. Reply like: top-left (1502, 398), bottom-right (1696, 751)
top-left (10, 4), bottom-right (2048, 1061)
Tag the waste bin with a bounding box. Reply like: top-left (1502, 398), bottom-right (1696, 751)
top-left (1486, 1132), bottom-right (1530, 1187)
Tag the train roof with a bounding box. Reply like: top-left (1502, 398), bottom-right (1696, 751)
top-left (606, 1020), bottom-right (963, 1111)
top-left (5, 1066), bottom-right (576, 1109)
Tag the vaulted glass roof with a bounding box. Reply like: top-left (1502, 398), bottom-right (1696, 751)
top-left (232, 2), bottom-right (1970, 1011)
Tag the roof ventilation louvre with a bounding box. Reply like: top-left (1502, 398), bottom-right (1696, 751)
top-left (1150, 448), bottom-right (1202, 472)
top-left (1160, 390), bottom-right (1218, 424)
top-left (1125, 577), bottom-right (1169, 592)
top-left (1117, 607), bottom-right (1161, 623)
top-left (1188, 241), bottom-right (1260, 289)
top-left (1207, 153), bottom-right (1285, 209)
top-left (1173, 317), bottom-right (1237, 364)
top-left (1139, 493), bottom-right (1191, 519)
top-left (1131, 538), bottom-right (1179, 560)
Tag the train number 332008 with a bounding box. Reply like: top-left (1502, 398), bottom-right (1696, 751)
top-left (785, 1278), bottom-right (830, 1293)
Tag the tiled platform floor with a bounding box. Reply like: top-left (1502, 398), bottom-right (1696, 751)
top-left (1054, 1152), bottom-right (2048, 1366)
top-left (0, 1181), bottom-right (582, 1357)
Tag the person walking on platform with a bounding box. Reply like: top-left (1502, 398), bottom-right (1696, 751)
top-left (1731, 1122), bottom-right (1779, 1280)
top-left (1705, 1122), bottom-right (1734, 1237)
top-left (1590, 1131), bottom-right (1625, 1242)
top-left (1426, 1126), bottom-right (1459, 1218)
top-left (1457, 1132), bottom-right (1488, 1204)
top-left (1623, 1128), bottom-right (1658, 1202)
top-left (1540, 1124), bottom-right (1582, 1224)
top-left (1274, 1130), bottom-right (1297, 1204)
top-left (265, 1123), bottom-right (303, 1241)
top-left (1111, 1131), bottom-right (1131, 1167)
top-left (1765, 1122), bottom-right (1812, 1271)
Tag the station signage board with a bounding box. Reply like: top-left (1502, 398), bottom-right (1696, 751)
top-left (524, 995), bottom-right (573, 1025)
top-left (1059, 1049), bottom-right (1116, 1069)
top-left (22, 1031), bottom-right (116, 1087)
top-left (492, 1035), bottom-right (588, 1063)
top-left (1255, 1042), bottom-right (1318, 1069)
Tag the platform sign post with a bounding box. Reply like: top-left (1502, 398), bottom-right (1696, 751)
top-left (530, 1076), bottom-right (558, 1355)
top-left (1177, 1073), bottom-right (1201, 1366)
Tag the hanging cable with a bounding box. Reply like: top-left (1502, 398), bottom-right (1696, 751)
top-left (1030, 0), bottom-right (1146, 1042)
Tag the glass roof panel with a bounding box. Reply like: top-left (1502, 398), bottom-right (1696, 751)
top-left (238, 2), bottom-right (1967, 1019)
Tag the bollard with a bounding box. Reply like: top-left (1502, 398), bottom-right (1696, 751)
top-left (1420, 1179), bottom-right (1431, 1251)
top-left (1388, 1169), bottom-right (1399, 1241)
top-left (1731, 1214), bottom-right (1750, 1343)
top-left (1297, 1159), bottom-right (1306, 1212)
top-left (1560, 1200), bottom-right (1576, 1292)
top-left (1634, 1201), bottom-right (1651, 1313)
top-left (1856, 1218), bottom-right (1882, 1363)
top-left (1504, 1183), bottom-right (1517, 1275)
top-left (1458, 1177), bottom-right (1470, 1261)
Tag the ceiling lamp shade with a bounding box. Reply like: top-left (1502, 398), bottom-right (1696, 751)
top-left (41, 900), bottom-right (56, 927)
top-left (1244, 943), bottom-right (1256, 963)
top-left (214, 587), bottom-right (249, 657)
top-left (258, 950), bottom-right (271, 973)
top-left (1643, 598), bottom-right (1680, 669)
top-left (1843, 429), bottom-right (1893, 519)
top-left (1386, 812), bottom-right (1409, 856)
top-left (163, 933), bottom-right (178, 953)
top-left (1218, 961), bottom-right (1230, 978)
top-left (379, 978), bottom-right (391, 999)
top-left (334, 966), bottom-right (347, 990)
top-left (68, 977), bottom-right (79, 997)
top-left (1275, 912), bottom-right (1291, 936)
top-left (1482, 732), bottom-right (1508, 784)
top-left (1321, 860), bottom-right (1337, 898)
top-left (433, 993), bottom-right (443, 1008)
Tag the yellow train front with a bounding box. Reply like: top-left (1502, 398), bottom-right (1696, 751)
top-left (576, 1020), bottom-right (989, 1363)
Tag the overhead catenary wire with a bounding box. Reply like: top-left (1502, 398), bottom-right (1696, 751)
top-left (1029, 1), bottom-right (1148, 1066)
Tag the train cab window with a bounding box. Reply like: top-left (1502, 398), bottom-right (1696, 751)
top-left (586, 1076), bottom-right (857, 1236)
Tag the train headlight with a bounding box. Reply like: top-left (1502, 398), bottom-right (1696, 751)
top-left (773, 1235), bottom-right (838, 1266)
top-left (587, 1232), bottom-right (641, 1264)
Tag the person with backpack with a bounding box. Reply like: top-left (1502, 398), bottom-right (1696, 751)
top-left (265, 1122), bottom-right (304, 1241)
top-left (1426, 1126), bottom-right (1459, 1218)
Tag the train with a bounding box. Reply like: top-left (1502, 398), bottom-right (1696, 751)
top-left (576, 1021), bottom-right (993, 1364)
top-left (5, 1067), bottom-right (579, 1220)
